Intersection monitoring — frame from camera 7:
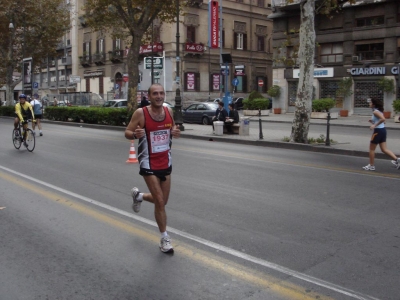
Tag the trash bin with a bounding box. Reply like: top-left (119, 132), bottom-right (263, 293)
top-left (239, 117), bottom-right (250, 136)
top-left (214, 121), bottom-right (224, 136)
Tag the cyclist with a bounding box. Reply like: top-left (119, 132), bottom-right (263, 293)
top-left (14, 94), bottom-right (35, 145)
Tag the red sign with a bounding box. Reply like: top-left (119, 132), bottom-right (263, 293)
top-left (123, 75), bottom-right (129, 82)
top-left (212, 74), bottom-right (220, 91)
top-left (258, 79), bottom-right (264, 87)
top-left (139, 43), bottom-right (164, 54)
top-left (187, 73), bottom-right (195, 90)
top-left (185, 43), bottom-right (205, 53)
top-left (209, 1), bottom-right (219, 48)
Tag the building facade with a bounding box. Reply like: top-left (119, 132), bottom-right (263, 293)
top-left (67, 0), bottom-right (274, 104)
top-left (270, 0), bottom-right (400, 115)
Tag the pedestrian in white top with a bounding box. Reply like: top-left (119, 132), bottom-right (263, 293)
top-left (31, 94), bottom-right (43, 136)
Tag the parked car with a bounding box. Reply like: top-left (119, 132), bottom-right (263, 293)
top-left (103, 99), bottom-right (127, 108)
top-left (233, 97), bottom-right (244, 110)
top-left (182, 102), bottom-right (218, 125)
top-left (206, 98), bottom-right (221, 103)
top-left (234, 97), bottom-right (272, 110)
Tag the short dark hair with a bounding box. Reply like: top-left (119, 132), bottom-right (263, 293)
top-left (371, 97), bottom-right (384, 112)
top-left (218, 101), bottom-right (224, 107)
top-left (228, 103), bottom-right (234, 109)
top-left (147, 83), bottom-right (163, 95)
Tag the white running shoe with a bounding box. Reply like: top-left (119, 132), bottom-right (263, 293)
top-left (391, 158), bottom-right (400, 168)
top-left (362, 164), bottom-right (375, 171)
top-left (130, 187), bottom-right (142, 213)
top-left (160, 236), bottom-right (174, 253)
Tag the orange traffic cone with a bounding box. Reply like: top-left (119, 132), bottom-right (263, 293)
top-left (126, 140), bottom-right (138, 164)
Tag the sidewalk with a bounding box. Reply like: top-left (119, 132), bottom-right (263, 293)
top-left (179, 113), bottom-right (400, 159)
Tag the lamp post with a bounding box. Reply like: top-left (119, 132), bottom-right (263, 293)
top-left (205, 45), bottom-right (211, 101)
top-left (174, 0), bottom-right (184, 130)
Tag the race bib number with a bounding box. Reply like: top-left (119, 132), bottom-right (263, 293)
top-left (150, 129), bottom-right (170, 153)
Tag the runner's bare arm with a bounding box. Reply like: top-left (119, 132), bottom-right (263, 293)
top-left (168, 107), bottom-right (180, 138)
top-left (125, 109), bottom-right (145, 140)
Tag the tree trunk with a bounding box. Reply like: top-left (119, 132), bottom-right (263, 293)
top-left (5, 65), bottom-right (18, 106)
top-left (290, 0), bottom-right (315, 143)
top-left (126, 32), bottom-right (145, 112)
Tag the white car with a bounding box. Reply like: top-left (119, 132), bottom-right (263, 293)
top-left (103, 99), bottom-right (127, 108)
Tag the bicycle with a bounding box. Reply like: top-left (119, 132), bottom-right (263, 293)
top-left (12, 120), bottom-right (36, 152)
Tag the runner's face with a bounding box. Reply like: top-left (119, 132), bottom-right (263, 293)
top-left (149, 86), bottom-right (165, 107)
top-left (19, 98), bottom-right (26, 104)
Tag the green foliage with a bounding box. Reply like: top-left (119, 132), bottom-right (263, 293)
top-left (243, 98), bottom-right (269, 110)
top-left (308, 134), bottom-right (335, 144)
top-left (377, 78), bottom-right (395, 94)
top-left (312, 98), bottom-right (335, 112)
top-left (248, 90), bottom-right (263, 100)
top-left (392, 99), bottom-right (400, 114)
top-left (0, 105), bottom-right (15, 116)
top-left (44, 107), bottom-right (133, 126)
top-left (267, 85), bottom-right (281, 97)
top-left (336, 77), bottom-right (353, 98)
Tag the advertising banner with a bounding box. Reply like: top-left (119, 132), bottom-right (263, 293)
top-left (209, 1), bottom-right (219, 49)
top-left (212, 74), bottom-right (220, 91)
top-left (187, 73), bottom-right (195, 90)
top-left (23, 57), bottom-right (33, 92)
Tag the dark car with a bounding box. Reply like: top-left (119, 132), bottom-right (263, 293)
top-left (182, 102), bottom-right (219, 125)
top-left (233, 97), bottom-right (244, 110)
top-left (234, 97), bottom-right (272, 110)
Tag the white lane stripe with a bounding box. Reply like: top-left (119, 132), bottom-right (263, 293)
top-left (0, 165), bottom-right (380, 300)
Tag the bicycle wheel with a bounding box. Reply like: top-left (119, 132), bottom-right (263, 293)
top-left (25, 128), bottom-right (36, 152)
top-left (12, 129), bottom-right (22, 149)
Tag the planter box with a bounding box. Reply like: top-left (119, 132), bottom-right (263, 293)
top-left (311, 112), bottom-right (338, 119)
top-left (394, 115), bottom-right (400, 123)
top-left (243, 110), bottom-right (270, 116)
top-left (383, 111), bottom-right (391, 118)
top-left (273, 108), bottom-right (282, 114)
top-left (339, 110), bottom-right (348, 117)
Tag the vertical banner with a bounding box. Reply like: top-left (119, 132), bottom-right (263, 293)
top-left (208, 0), bottom-right (219, 48)
top-left (23, 57), bottom-right (33, 93)
top-left (212, 74), bottom-right (220, 91)
top-left (187, 73), bottom-right (195, 90)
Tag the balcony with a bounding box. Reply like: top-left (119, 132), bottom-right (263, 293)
top-left (93, 53), bottom-right (106, 65)
top-left (80, 55), bottom-right (92, 67)
top-left (109, 50), bottom-right (124, 63)
top-left (61, 56), bottom-right (72, 66)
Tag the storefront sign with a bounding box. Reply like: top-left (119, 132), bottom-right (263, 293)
top-left (212, 74), bottom-right (220, 90)
top-left (144, 57), bottom-right (163, 69)
top-left (185, 43), bottom-right (204, 53)
top-left (83, 71), bottom-right (104, 78)
top-left (186, 73), bottom-right (195, 90)
top-left (139, 43), bottom-right (164, 54)
top-left (293, 68), bottom-right (333, 78)
top-left (235, 65), bottom-right (245, 76)
top-left (209, 1), bottom-right (219, 48)
top-left (350, 66), bottom-right (400, 76)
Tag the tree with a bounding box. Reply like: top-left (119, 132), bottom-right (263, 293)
top-left (287, 0), bottom-right (355, 143)
top-left (84, 0), bottom-right (180, 110)
top-left (0, 0), bottom-right (70, 105)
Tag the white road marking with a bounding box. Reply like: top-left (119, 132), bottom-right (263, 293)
top-left (0, 165), bottom-right (380, 300)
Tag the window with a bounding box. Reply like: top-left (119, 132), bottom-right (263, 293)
top-left (257, 36), bottom-right (265, 51)
top-left (257, 0), bottom-right (264, 7)
top-left (398, 38), bottom-right (400, 59)
top-left (186, 26), bottom-right (196, 43)
top-left (234, 33), bottom-right (247, 50)
top-left (320, 43), bottom-right (343, 63)
top-left (97, 39), bottom-right (104, 53)
top-left (114, 39), bottom-right (121, 50)
top-left (355, 43), bottom-right (384, 60)
top-left (356, 16), bottom-right (384, 27)
top-left (153, 26), bottom-right (161, 43)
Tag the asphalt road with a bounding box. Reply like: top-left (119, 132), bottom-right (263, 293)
top-left (0, 119), bottom-right (399, 300)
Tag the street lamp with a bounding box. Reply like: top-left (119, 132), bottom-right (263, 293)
top-left (174, 0), bottom-right (184, 130)
top-left (9, 22), bottom-right (14, 29)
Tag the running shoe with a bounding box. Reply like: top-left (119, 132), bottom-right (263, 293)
top-left (160, 236), bottom-right (174, 253)
top-left (131, 187), bottom-right (142, 213)
top-left (40, 132), bottom-right (43, 136)
top-left (391, 158), bottom-right (400, 168)
top-left (362, 164), bottom-right (375, 171)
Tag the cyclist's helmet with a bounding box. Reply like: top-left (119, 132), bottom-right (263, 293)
top-left (19, 94), bottom-right (27, 99)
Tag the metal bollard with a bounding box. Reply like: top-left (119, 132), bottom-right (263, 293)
top-left (258, 109), bottom-right (263, 140)
top-left (325, 111), bottom-right (331, 146)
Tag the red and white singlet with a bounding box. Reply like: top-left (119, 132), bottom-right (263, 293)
top-left (137, 106), bottom-right (173, 171)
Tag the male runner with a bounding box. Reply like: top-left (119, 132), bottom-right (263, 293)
top-left (124, 83), bottom-right (180, 253)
